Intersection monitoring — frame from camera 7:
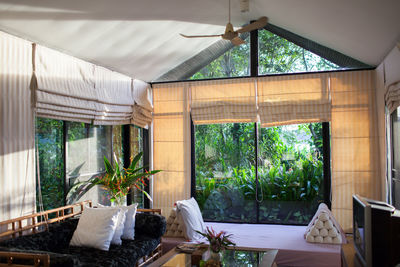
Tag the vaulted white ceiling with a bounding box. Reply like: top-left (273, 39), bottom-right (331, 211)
top-left (0, 0), bottom-right (399, 82)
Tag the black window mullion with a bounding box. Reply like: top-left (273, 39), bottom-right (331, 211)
top-left (322, 122), bottom-right (331, 209)
top-left (122, 125), bottom-right (131, 204)
top-left (142, 128), bottom-right (150, 208)
top-left (191, 117), bottom-right (196, 198)
top-left (63, 121), bottom-right (67, 206)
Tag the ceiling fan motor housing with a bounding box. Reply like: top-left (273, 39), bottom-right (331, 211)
top-left (222, 23), bottom-right (238, 40)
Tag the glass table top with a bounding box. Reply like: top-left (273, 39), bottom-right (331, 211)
top-left (160, 248), bottom-right (276, 267)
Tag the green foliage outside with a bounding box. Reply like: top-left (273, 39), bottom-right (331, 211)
top-left (191, 29), bottom-right (339, 80)
top-left (35, 118), bottom-right (64, 211)
top-left (195, 123), bottom-right (324, 224)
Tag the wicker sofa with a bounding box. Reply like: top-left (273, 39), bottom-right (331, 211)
top-left (0, 201), bottom-right (166, 267)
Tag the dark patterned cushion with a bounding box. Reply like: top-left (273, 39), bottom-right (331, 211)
top-left (135, 213), bottom-right (166, 239)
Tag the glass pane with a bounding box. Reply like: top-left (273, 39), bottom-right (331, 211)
top-left (195, 123), bottom-right (256, 223)
top-left (35, 117), bottom-right (64, 210)
top-left (391, 109), bottom-right (400, 208)
top-left (258, 29), bottom-right (339, 75)
top-left (258, 123), bottom-right (324, 224)
top-left (190, 38), bottom-right (250, 80)
top-left (130, 126), bottom-right (144, 207)
top-left (113, 125), bottom-right (123, 164)
top-left (66, 122), bottom-right (112, 205)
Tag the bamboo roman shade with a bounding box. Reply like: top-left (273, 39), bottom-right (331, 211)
top-left (152, 82), bottom-right (191, 217)
top-left (330, 70), bottom-right (380, 231)
top-left (257, 73), bottom-right (331, 127)
top-left (131, 79), bottom-right (153, 128)
top-left (190, 78), bottom-right (257, 124)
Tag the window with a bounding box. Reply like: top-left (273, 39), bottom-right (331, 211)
top-left (190, 38), bottom-right (250, 80)
top-left (390, 109), bottom-right (400, 209)
top-left (194, 122), bottom-right (329, 225)
top-left (35, 119), bottom-right (148, 209)
top-left (35, 117), bottom-right (64, 211)
top-left (258, 29), bottom-right (339, 75)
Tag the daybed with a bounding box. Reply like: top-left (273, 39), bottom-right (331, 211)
top-left (0, 201), bottom-right (166, 267)
top-left (162, 207), bottom-right (343, 267)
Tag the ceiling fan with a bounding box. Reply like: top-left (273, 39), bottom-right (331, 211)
top-left (180, 0), bottom-right (268, 46)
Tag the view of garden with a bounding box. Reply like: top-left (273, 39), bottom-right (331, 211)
top-left (195, 123), bottom-right (324, 224)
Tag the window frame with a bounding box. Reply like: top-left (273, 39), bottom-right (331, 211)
top-left (35, 119), bottom-right (150, 209)
top-left (190, 119), bottom-right (331, 224)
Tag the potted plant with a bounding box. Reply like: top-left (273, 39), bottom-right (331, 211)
top-left (68, 152), bottom-right (160, 205)
top-left (196, 227), bottom-right (236, 264)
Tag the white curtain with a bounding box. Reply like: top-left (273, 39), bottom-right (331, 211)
top-left (0, 31), bottom-right (36, 222)
top-left (94, 66), bottom-right (134, 125)
top-left (33, 44), bottom-right (97, 123)
top-left (33, 45), bottom-right (142, 125)
top-left (384, 47), bottom-right (400, 114)
top-left (131, 79), bottom-right (153, 128)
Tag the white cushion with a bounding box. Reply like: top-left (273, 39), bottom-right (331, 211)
top-left (176, 197), bottom-right (206, 241)
top-left (97, 204), bottom-right (127, 245)
top-left (70, 207), bottom-right (120, 251)
top-left (121, 203), bottom-right (139, 240)
top-left (97, 203), bottom-right (139, 240)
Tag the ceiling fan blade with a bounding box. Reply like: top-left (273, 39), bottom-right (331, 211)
top-left (236, 16), bottom-right (268, 33)
top-left (180, 33), bottom-right (222, 38)
top-left (231, 37), bottom-right (245, 46)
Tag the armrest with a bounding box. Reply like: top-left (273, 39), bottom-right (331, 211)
top-left (0, 251), bottom-right (50, 267)
top-left (135, 213), bottom-right (166, 239)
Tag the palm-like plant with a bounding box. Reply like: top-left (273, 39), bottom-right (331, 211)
top-left (68, 152), bottom-right (160, 205)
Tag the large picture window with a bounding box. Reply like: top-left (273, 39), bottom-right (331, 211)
top-left (194, 122), bottom-right (330, 225)
top-left (35, 118), bottom-right (148, 210)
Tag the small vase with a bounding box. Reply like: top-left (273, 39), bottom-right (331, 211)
top-left (209, 250), bottom-right (221, 262)
top-left (111, 196), bottom-right (126, 206)
top-left (203, 249), bottom-right (221, 263)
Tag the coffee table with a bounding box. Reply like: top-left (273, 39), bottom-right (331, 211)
top-left (148, 245), bottom-right (278, 267)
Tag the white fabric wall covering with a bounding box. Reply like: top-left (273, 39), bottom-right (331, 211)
top-left (131, 79), bottom-right (153, 128)
top-left (190, 78), bottom-right (257, 125)
top-left (93, 66), bottom-right (134, 125)
top-left (0, 31), bottom-right (36, 222)
top-left (257, 73), bottom-right (331, 127)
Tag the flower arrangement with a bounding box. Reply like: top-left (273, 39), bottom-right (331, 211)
top-left (68, 152), bottom-right (160, 205)
top-left (196, 227), bottom-right (236, 253)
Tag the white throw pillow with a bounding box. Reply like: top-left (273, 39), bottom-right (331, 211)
top-left (70, 207), bottom-right (120, 251)
top-left (121, 203), bottom-right (139, 240)
top-left (176, 197), bottom-right (206, 241)
top-left (97, 204), bottom-right (127, 245)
